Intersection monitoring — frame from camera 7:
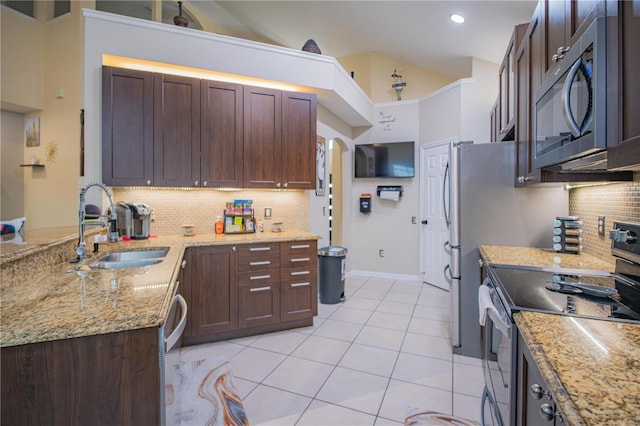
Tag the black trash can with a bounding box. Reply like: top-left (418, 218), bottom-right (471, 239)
top-left (318, 246), bottom-right (348, 304)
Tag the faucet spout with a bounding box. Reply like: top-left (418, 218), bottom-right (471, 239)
top-left (77, 181), bottom-right (119, 260)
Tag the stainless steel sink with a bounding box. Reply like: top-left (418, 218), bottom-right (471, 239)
top-left (89, 248), bottom-right (169, 269)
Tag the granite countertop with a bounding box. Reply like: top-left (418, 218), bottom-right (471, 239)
top-left (515, 312), bottom-right (640, 425)
top-left (479, 244), bottom-right (616, 272)
top-left (0, 230), bottom-right (319, 348)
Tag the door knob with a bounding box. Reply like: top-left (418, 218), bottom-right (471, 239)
top-left (421, 220), bottom-right (428, 225)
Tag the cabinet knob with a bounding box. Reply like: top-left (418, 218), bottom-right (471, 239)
top-left (283, 182), bottom-right (288, 188)
top-left (552, 54), bottom-right (560, 62)
top-left (194, 180), bottom-right (199, 187)
top-left (517, 176), bottom-right (530, 184)
top-left (539, 403), bottom-right (561, 422)
top-left (181, 260), bottom-right (187, 269)
top-left (203, 181), bottom-right (208, 187)
top-left (276, 183), bottom-right (281, 188)
top-left (146, 180), bottom-right (152, 186)
top-left (232, 246), bottom-right (236, 252)
top-left (530, 383), bottom-right (550, 400)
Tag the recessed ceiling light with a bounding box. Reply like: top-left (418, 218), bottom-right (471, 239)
top-left (450, 14), bottom-right (465, 24)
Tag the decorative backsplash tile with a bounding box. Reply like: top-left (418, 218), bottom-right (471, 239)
top-left (569, 173), bottom-right (640, 263)
top-left (111, 188), bottom-right (310, 236)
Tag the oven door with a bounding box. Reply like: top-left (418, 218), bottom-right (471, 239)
top-left (481, 284), bottom-right (513, 426)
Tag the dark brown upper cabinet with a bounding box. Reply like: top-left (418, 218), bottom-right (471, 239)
top-left (102, 67), bottom-right (154, 186)
top-left (497, 23), bottom-right (528, 142)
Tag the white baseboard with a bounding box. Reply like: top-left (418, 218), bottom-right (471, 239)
top-left (348, 270), bottom-right (421, 282)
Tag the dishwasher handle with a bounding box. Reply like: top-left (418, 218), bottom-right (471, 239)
top-left (165, 294), bottom-right (187, 353)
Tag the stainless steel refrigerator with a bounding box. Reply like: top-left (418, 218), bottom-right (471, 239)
top-left (447, 141), bottom-right (568, 358)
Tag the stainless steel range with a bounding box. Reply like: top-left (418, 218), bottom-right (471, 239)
top-left (480, 221), bottom-right (640, 426)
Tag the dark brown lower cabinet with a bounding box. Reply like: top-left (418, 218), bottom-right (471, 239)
top-left (182, 240), bottom-right (317, 345)
top-left (1, 327), bottom-right (160, 426)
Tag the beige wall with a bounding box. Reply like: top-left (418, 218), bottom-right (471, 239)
top-left (339, 52), bottom-right (457, 104)
top-left (569, 173), bottom-right (640, 264)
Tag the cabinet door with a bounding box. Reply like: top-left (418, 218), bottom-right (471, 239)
top-left (238, 271), bottom-right (280, 327)
top-left (201, 80), bottom-right (244, 188)
top-left (281, 265), bottom-right (317, 321)
top-left (185, 246), bottom-right (238, 335)
top-left (608, 0), bottom-right (640, 170)
top-left (153, 73), bottom-right (201, 187)
top-left (102, 67), bottom-right (154, 186)
top-left (281, 92), bottom-right (317, 189)
top-left (243, 86), bottom-right (282, 188)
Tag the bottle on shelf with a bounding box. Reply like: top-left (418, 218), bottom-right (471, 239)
top-left (215, 216), bottom-right (224, 234)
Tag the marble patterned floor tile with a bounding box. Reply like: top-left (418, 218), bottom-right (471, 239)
top-left (241, 384), bottom-right (311, 425)
top-left (375, 300), bottom-right (415, 317)
top-left (378, 379), bottom-right (453, 423)
top-left (315, 367), bottom-right (390, 415)
top-left (227, 347), bottom-right (286, 383)
top-left (453, 362), bottom-right (485, 398)
top-left (329, 306), bottom-right (375, 324)
top-left (391, 352), bottom-right (453, 392)
top-left (407, 316), bottom-right (450, 338)
top-left (248, 330), bottom-right (309, 355)
top-left (355, 325), bottom-right (406, 351)
top-left (338, 343), bottom-right (399, 377)
top-left (179, 340), bottom-right (244, 363)
top-left (291, 334), bottom-right (352, 365)
top-left (374, 416), bottom-right (404, 425)
top-left (401, 332), bottom-right (453, 361)
top-left (232, 377), bottom-right (259, 399)
top-left (313, 318), bottom-right (364, 342)
top-left (262, 356), bottom-right (334, 397)
top-left (366, 311), bottom-right (411, 331)
top-left (296, 399), bottom-right (377, 425)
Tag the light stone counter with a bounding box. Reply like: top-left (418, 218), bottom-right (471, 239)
top-left (0, 230), bottom-right (319, 347)
top-left (515, 312), bottom-right (640, 425)
top-left (479, 244), bottom-right (615, 272)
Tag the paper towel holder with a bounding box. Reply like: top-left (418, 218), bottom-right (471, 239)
top-left (376, 185), bottom-right (403, 198)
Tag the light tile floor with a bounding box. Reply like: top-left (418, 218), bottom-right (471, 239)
top-left (179, 275), bottom-right (484, 425)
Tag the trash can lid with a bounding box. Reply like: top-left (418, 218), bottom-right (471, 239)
top-left (318, 246), bottom-right (348, 256)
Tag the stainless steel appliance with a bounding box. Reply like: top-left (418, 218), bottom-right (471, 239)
top-left (479, 220), bottom-right (640, 426)
top-left (534, 17), bottom-right (613, 172)
top-left (116, 201), bottom-right (151, 239)
top-left (447, 140), bottom-right (568, 358)
top-left (160, 292), bottom-right (187, 425)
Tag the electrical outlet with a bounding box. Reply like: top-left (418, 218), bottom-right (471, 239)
top-left (264, 207), bottom-right (272, 219)
top-left (379, 249), bottom-right (384, 257)
top-left (598, 216), bottom-right (605, 236)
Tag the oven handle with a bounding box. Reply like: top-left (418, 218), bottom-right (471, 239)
top-left (487, 305), bottom-right (510, 337)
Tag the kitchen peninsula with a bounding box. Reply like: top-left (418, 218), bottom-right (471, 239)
top-left (1, 229), bottom-right (319, 425)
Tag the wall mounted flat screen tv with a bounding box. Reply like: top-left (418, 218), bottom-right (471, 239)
top-left (354, 141), bottom-right (415, 178)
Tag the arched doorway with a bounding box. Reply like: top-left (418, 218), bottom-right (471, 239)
top-left (329, 137), bottom-right (348, 246)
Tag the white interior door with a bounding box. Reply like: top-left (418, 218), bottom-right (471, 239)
top-left (419, 140), bottom-right (453, 291)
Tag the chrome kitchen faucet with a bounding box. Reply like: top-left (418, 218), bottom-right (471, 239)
top-left (76, 181), bottom-right (119, 260)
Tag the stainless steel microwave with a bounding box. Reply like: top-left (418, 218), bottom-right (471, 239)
top-left (534, 17), bottom-right (613, 171)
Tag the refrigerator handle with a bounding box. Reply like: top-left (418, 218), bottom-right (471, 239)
top-left (444, 240), bottom-right (451, 251)
top-left (443, 161), bottom-right (450, 228)
top-left (444, 264), bottom-right (452, 281)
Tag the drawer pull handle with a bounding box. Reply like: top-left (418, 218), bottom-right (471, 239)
top-left (291, 257), bottom-right (310, 262)
top-left (291, 282), bottom-right (310, 287)
top-left (250, 286), bottom-right (271, 292)
top-left (291, 244), bottom-right (310, 249)
top-left (250, 247), bottom-right (271, 252)
top-left (291, 271), bottom-right (310, 276)
top-left (250, 274), bottom-right (271, 280)
top-left (250, 261), bottom-right (271, 266)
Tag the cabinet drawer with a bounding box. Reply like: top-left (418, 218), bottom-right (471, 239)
top-left (238, 273), bottom-right (280, 328)
top-left (237, 243), bottom-right (280, 272)
top-left (280, 240), bottom-right (317, 267)
top-left (238, 270), bottom-right (281, 287)
top-left (281, 266), bottom-right (317, 321)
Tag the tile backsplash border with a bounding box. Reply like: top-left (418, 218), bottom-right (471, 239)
top-left (112, 188), bottom-right (310, 237)
top-left (569, 173), bottom-right (639, 264)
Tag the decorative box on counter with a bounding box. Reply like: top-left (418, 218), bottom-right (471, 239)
top-left (223, 200), bottom-right (256, 234)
